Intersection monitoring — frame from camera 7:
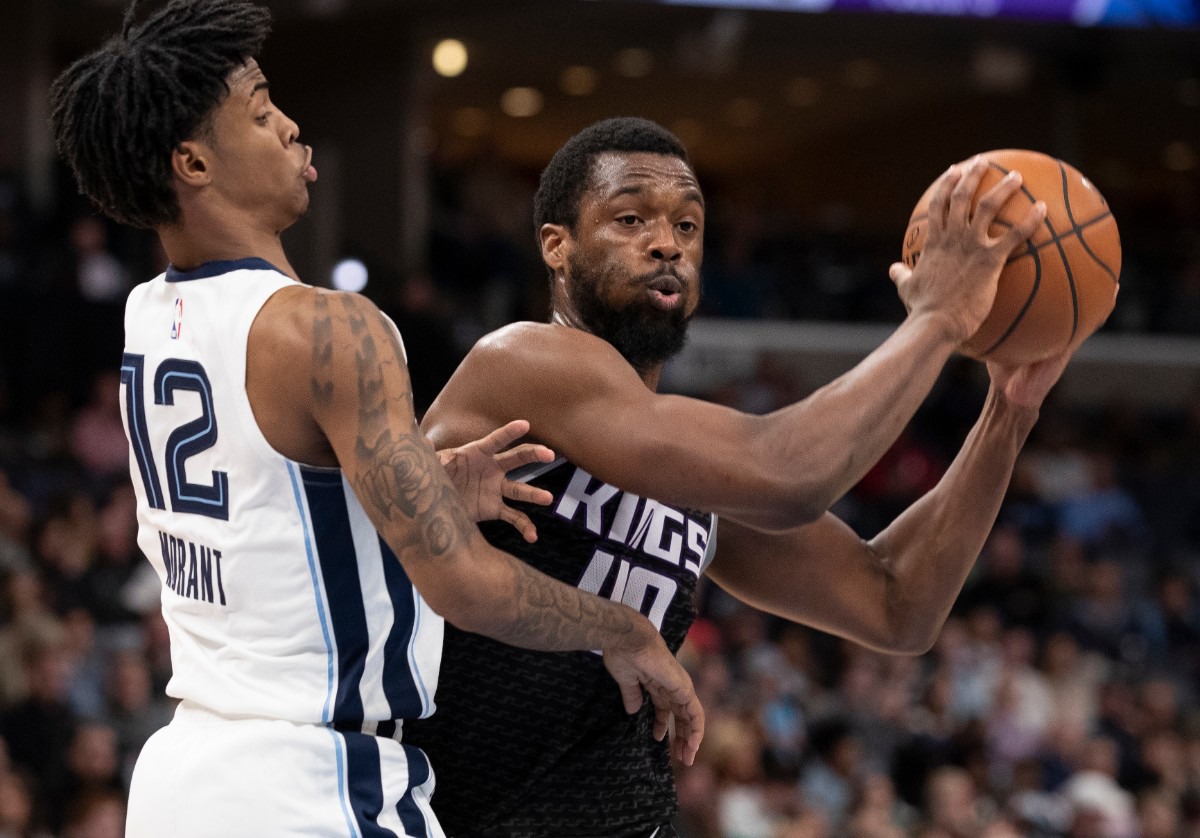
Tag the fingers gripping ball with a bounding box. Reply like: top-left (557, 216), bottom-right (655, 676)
top-left (902, 149), bottom-right (1121, 365)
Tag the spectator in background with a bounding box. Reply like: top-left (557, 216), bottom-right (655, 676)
top-left (956, 524), bottom-right (1053, 634)
top-left (33, 492), bottom-right (96, 617)
top-left (800, 717), bottom-right (864, 828)
top-left (922, 765), bottom-right (992, 838)
top-left (45, 723), bottom-right (124, 834)
top-left (0, 767), bottom-right (51, 838)
top-left (0, 637), bottom-right (77, 805)
top-left (1138, 789), bottom-right (1183, 838)
top-left (0, 471), bottom-right (31, 573)
top-left (60, 609), bottom-right (105, 720)
top-left (69, 218), bottom-right (127, 306)
top-left (707, 713), bottom-right (776, 838)
top-left (104, 651), bottom-right (172, 787)
top-left (1039, 630), bottom-right (1105, 735)
top-left (59, 788), bottom-right (124, 838)
top-left (845, 773), bottom-right (917, 838)
top-left (82, 485), bottom-right (149, 649)
top-left (1057, 452), bottom-right (1147, 555)
top-left (68, 371), bottom-right (129, 486)
top-left (1062, 735), bottom-right (1138, 838)
top-left (0, 571), bottom-right (61, 708)
top-left (1067, 560), bottom-right (1163, 663)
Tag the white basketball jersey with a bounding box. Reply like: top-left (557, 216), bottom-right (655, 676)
top-left (120, 257), bottom-right (442, 729)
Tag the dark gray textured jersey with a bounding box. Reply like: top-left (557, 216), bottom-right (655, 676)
top-left (405, 457), bottom-right (716, 838)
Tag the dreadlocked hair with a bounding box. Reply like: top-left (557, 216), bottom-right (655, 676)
top-left (532, 116), bottom-right (690, 237)
top-left (49, 0), bottom-right (272, 229)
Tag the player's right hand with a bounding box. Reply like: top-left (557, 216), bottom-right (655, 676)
top-left (889, 155), bottom-right (1046, 344)
top-left (602, 624), bottom-right (704, 766)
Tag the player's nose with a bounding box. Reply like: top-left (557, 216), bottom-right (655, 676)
top-left (647, 220), bottom-right (681, 263)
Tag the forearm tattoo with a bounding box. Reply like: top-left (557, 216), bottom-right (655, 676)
top-left (502, 559), bottom-right (638, 650)
top-left (318, 295), bottom-right (475, 562)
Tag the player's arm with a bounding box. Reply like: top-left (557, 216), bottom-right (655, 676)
top-left (705, 352), bottom-right (1070, 654)
top-left (291, 288), bottom-right (701, 760)
top-left (426, 159), bottom-right (1046, 531)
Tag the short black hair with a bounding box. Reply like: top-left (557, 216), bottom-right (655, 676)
top-left (533, 117), bottom-right (690, 236)
top-left (49, 0), bottom-right (272, 229)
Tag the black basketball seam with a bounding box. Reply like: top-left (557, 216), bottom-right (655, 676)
top-left (1000, 213), bottom-right (1114, 264)
top-left (980, 161), bottom-right (1053, 356)
top-left (981, 236), bottom-right (1042, 358)
top-left (1058, 165), bottom-right (1120, 285)
top-left (1054, 162), bottom-right (1081, 344)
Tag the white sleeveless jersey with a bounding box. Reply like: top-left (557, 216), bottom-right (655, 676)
top-left (120, 257), bottom-right (442, 729)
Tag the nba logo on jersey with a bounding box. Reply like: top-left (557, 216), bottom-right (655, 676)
top-left (170, 297), bottom-right (183, 340)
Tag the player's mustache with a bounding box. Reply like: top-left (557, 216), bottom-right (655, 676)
top-left (632, 266), bottom-right (683, 285)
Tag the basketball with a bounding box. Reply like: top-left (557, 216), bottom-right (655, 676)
top-left (901, 149), bottom-right (1121, 366)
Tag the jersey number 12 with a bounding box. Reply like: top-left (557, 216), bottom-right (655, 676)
top-left (120, 352), bottom-right (229, 521)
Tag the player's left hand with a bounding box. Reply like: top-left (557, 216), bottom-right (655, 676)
top-left (986, 347), bottom-right (1075, 409)
top-left (437, 419), bottom-right (555, 542)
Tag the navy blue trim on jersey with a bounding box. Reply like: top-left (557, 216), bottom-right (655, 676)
top-left (165, 257), bottom-right (282, 282)
top-left (396, 744), bottom-right (432, 837)
top-left (120, 353), bottom-right (165, 510)
top-left (288, 464), bottom-right (336, 721)
top-left (378, 539), bottom-right (424, 720)
top-left (301, 467), bottom-right (368, 726)
top-left (342, 734), bottom-right (398, 837)
top-left (154, 359), bottom-right (230, 520)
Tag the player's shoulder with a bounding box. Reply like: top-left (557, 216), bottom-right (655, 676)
top-left (470, 321), bottom-right (625, 373)
top-left (256, 286), bottom-right (380, 336)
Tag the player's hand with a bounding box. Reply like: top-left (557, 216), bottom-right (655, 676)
top-left (602, 624), bottom-right (705, 766)
top-left (437, 419), bottom-right (554, 542)
top-left (986, 346), bottom-right (1075, 409)
top-left (890, 156), bottom-right (1047, 343)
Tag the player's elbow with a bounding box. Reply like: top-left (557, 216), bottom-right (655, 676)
top-left (880, 595), bottom-right (943, 656)
top-left (413, 564), bottom-right (498, 635)
top-left (750, 474), bottom-right (835, 530)
top-left (882, 625), bottom-right (940, 657)
top-left (747, 429), bottom-right (849, 529)
top-left (428, 590), bottom-right (505, 638)
top-left (420, 553), bottom-right (522, 638)
top-left (851, 619), bottom-right (938, 657)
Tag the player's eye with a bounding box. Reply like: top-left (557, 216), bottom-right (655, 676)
top-left (677, 221), bottom-right (698, 234)
top-left (256, 112), bottom-right (271, 124)
top-left (617, 214), bottom-right (641, 226)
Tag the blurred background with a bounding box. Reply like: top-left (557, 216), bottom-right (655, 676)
top-left (0, 0), bottom-right (1198, 836)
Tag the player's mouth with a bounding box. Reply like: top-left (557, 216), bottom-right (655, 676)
top-left (302, 146), bottom-right (318, 183)
top-left (646, 274), bottom-right (683, 310)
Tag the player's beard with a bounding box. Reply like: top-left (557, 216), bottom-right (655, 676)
top-left (567, 252), bottom-right (691, 377)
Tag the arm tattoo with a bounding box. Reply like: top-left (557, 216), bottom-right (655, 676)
top-left (502, 559), bottom-right (639, 650)
top-left (311, 293), bottom-right (334, 406)
top-left (341, 295), bottom-right (473, 561)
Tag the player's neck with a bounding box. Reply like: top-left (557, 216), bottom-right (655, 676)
top-left (551, 308), bottom-right (664, 392)
top-left (158, 221), bottom-right (297, 281)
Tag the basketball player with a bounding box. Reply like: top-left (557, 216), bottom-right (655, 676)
top-left (49, 8), bottom-right (702, 837)
top-left (402, 117), bottom-right (1073, 836)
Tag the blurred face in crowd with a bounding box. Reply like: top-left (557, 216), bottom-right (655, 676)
top-left (558, 151), bottom-right (704, 372)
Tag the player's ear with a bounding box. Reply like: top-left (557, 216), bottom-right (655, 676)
top-left (539, 223), bottom-right (568, 274)
top-left (171, 140), bottom-right (212, 189)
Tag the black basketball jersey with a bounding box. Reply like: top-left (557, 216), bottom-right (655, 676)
top-left (404, 457), bottom-right (716, 838)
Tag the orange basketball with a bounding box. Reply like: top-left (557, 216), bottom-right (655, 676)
top-left (901, 149), bottom-right (1121, 366)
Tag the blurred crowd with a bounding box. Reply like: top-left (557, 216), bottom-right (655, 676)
top-left (0, 157), bottom-right (1198, 837)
